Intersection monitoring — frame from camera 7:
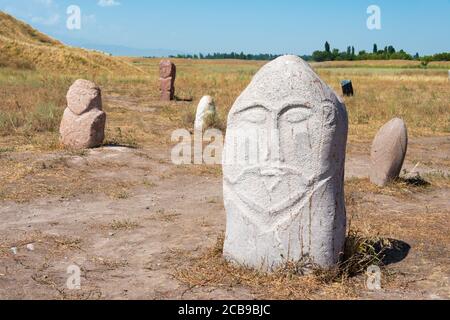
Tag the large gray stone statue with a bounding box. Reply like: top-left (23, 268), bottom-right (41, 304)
top-left (222, 55), bottom-right (348, 271)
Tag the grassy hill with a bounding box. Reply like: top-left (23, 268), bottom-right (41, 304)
top-left (0, 11), bottom-right (143, 75)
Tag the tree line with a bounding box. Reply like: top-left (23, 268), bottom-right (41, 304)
top-left (312, 42), bottom-right (450, 62)
top-left (162, 43), bottom-right (449, 62)
top-left (168, 52), bottom-right (283, 61)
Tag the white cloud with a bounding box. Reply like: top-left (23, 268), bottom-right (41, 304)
top-left (98, 0), bottom-right (121, 7)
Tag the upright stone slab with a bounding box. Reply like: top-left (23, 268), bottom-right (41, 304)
top-left (67, 79), bottom-right (102, 115)
top-left (159, 60), bottom-right (176, 101)
top-left (194, 95), bottom-right (216, 131)
top-left (222, 55), bottom-right (349, 271)
top-left (370, 118), bottom-right (408, 187)
top-left (60, 79), bottom-right (106, 149)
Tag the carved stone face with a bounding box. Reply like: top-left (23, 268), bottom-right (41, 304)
top-left (225, 103), bottom-right (316, 217)
top-left (223, 56), bottom-right (348, 270)
top-left (159, 60), bottom-right (176, 79)
top-left (224, 56), bottom-right (343, 222)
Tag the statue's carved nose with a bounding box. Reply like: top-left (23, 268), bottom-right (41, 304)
top-left (261, 168), bottom-right (284, 192)
top-left (262, 176), bottom-right (282, 192)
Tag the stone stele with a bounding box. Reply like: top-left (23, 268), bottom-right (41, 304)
top-left (370, 118), bottom-right (408, 187)
top-left (194, 95), bottom-right (216, 131)
top-left (159, 60), bottom-right (176, 101)
top-left (222, 55), bottom-right (349, 271)
top-left (60, 79), bottom-right (106, 149)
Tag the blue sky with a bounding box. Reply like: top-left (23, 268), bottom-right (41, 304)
top-left (1, 0), bottom-right (449, 56)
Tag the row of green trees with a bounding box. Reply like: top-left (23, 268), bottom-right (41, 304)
top-left (422, 52), bottom-right (450, 62)
top-left (168, 52), bottom-right (283, 61)
top-left (163, 43), bottom-right (449, 62)
top-left (312, 42), bottom-right (450, 62)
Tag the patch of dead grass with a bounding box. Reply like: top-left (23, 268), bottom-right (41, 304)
top-left (0, 231), bottom-right (82, 259)
top-left (92, 256), bottom-right (129, 270)
top-left (0, 153), bottom-right (137, 202)
top-left (174, 232), bottom-right (395, 300)
top-left (147, 209), bottom-right (181, 223)
top-left (108, 219), bottom-right (140, 231)
top-left (345, 176), bottom-right (433, 199)
top-left (422, 171), bottom-right (450, 188)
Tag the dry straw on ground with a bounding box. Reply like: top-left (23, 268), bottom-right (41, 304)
top-left (1, 57), bottom-right (449, 152)
top-left (174, 231), bottom-right (394, 300)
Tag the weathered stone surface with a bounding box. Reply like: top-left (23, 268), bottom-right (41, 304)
top-left (160, 78), bottom-right (175, 101)
top-left (370, 118), bottom-right (408, 186)
top-left (67, 79), bottom-right (102, 115)
top-left (160, 77), bottom-right (175, 91)
top-left (60, 108), bottom-right (106, 149)
top-left (60, 79), bottom-right (106, 149)
top-left (159, 60), bottom-right (176, 79)
top-left (194, 96), bottom-right (216, 131)
top-left (222, 55), bottom-right (348, 271)
top-left (159, 60), bottom-right (176, 101)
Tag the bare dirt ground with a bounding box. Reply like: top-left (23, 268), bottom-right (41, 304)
top-left (0, 135), bottom-right (448, 300)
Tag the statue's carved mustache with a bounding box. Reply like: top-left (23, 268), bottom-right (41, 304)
top-left (224, 165), bottom-right (305, 185)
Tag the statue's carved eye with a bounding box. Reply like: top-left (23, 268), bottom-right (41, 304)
top-left (240, 107), bottom-right (268, 124)
top-left (283, 108), bottom-right (310, 124)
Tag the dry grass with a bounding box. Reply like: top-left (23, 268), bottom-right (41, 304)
top-left (312, 60), bottom-right (450, 69)
top-left (1, 58), bottom-right (448, 151)
top-left (319, 70), bottom-right (450, 140)
top-left (0, 231), bottom-right (82, 258)
top-left (336, 231), bottom-right (391, 278)
top-left (0, 12), bottom-right (142, 75)
top-left (174, 232), bottom-right (395, 300)
top-left (0, 152), bottom-right (137, 202)
top-left (421, 171), bottom-right (450, 188)
top-left (0, 39), bottom-right (142, 74)
top-left (92, 256), bottom-right (129, 270)
top-left (0, 11), bottom-right (60, 46)
top-left (109, 219), bottom-right (140, 231)
top-left (100, 58), bottom-right (450, 149)
top-left (0, 58), bottom-right (448, 205)
top-left (147, 209), bottom-right (181, 223)
top-left (345, 176), bottom-right (432, 199)
top-left (0, 70), bottom-right (69, 137)
top-left (344, 171), bottom-right (450, 201)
